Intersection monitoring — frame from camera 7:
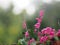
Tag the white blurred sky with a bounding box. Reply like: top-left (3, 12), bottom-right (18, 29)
top-left (0, 0), bottom-right (59, 15)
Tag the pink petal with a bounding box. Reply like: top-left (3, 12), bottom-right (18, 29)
top-left (39, 10), bottom-right (44, 17)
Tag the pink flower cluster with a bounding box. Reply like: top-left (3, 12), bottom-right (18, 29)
top-left (39, 27), bottom-right (60, 43)
top-left (24, 10), bottom-right (44, 38)
top-left (22, 10), bottom-right (60, 45)
top-left (37, 27), bottom-right (55, 43)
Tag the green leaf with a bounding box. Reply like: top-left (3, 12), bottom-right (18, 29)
top-left (40, 44), bottom-right (44, 45)
top-left (30, 42), bottom-right (36, 45)
top-left (54, 37), bottom-right (59, 41)
top-left (18, 38), bottom-right (27, 45)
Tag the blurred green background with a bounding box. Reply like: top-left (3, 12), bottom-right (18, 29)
top-left (0, 5), bottom-right (24, 45)
top-left (0, 1), bottom-right (60, 45)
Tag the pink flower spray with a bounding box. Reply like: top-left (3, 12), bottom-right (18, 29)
top-left (34, 10), bottom-right (44, 29)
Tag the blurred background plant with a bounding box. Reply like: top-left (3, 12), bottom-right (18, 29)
top-left (0, 5), bottom-right (24, 45)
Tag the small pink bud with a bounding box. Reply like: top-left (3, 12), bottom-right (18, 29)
top-left (36, 18), bottom-right (39, 20)
top-left (25, 31), bottom-right (29, 38)
top-left (39, 10), bottom-right (44, 17)
top-left (52, 29), bottom-right (56, 32)
top-left (30, 38), bottom-right (35, 43)
top-left (31, 38), bottom-right (35, 42)
top-left (34, 29), bottom-right (37, 33)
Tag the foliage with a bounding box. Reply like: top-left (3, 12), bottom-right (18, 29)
top-left (0, 5), bottom-right (24, 45)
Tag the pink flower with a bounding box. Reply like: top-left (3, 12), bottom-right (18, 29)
top-left (56, 29), bottom-right (60, 37)
top-left (36, 18), bottom-right (42, 23)
top-left (44, 36), bottom-right (48, 42)
top-left (25, 31), bottom-right (29, 38)
top-left (28, 38), bottom-right (35, 45)
top-left (40, 36), bottom-right (48, 43)
top-left (40, 37), bottom-right (44, 43)
top-left (31, 38), bottom-right (35, 42)
top-left (49, 32), bottom-right (55, 39)
top-left (34, 23), bottom-right (40, 29)
top-left (28, 41), bottom-right (30, 45)
top-left (22, 21), bottom-right (26, 29)
top-left (46, 27), bottom-right (53, 34)
top-left (41, 28), bottom-right (47, 34)
top-left (41, 27), bottom-right (54, 35)
top-left (46, 27), bottom-right (52, 30)
top-left (30, 40), bottom-right (32, 43)
top-left (39, 10), bottom-right (44, 17)
top-left (41, 27), bottom-right (55, 39)
top-left (58, 29), bottom-right (60, 32)
top-left (52, 29), bottom-right (56, 32)
top-left (30, 38), bottom-right (35, 43)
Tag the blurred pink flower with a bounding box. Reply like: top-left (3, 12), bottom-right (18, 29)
top-left (34, 23), bottom-right (40, 29)
top-left (52, 29), bottom-right (55, 32)
top-left (28, 41), bottom-right (30, 45)
top-left (58, 29), bottom-right (60, 32)
top-left (40, 36), bottom-right (48, 43)
top-left (39, 10), bottom-right (44, 17)
top-left (28, 38), bottom-right (35, 45)
top-left (49, 31), bottom-right (55, 39)
top-left (56, 29), bottom-right (60, 37)
top-left (30, 38), bottom-right (35, 43)
top-left (22, 21), bottom-right (26, 29)
top-left (46, 27), bottom-right (53, 34)
top-left (41, 27), bottom-right (54, 35)
top-left (36, 18), bottom-right (42, 23)
top-left (41, 28), bottom-right (47, 34)
top-left (25, 31), bottom-right (29, 38)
